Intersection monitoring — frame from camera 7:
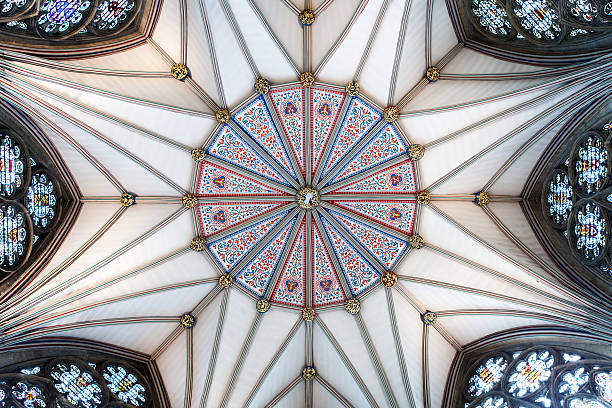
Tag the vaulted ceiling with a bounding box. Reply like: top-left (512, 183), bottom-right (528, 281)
top-left (0, 0), bottom-right (610, 407)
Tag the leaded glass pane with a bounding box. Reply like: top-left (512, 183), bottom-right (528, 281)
top-left (546, 171), bottom-right (573, 225)
top-left (26, 173), bottom-right (56, 229)
top-left (0, 134), bottom-right (25, 197)
top-left (512, 0), bottom-right (562, 40)
top-left (92, 0), bottom-right (135, 31)
top-left (574, 134), bottom-right (608, 194)
top-left (102, 365), bottom-right (146, 406)
top-left (471, 0), bottom-right (513, 36)
top-left (49, 362), bottom-right (103, 408)
top-left (0, 203), bottom-right (28, 267)
top-left (469, 395), bottom-right (510, 408)
top-left (594, 371), bottom-right (611, 402)
top-left (506, 349), bottom-right (555, 397)
top-left (12, 382), bottom-right (46, 408)
top-left (567, 395), bottom-right (608, 407)
top-left (573, 201), bottom-right (607, 261)
top-left (567, 0), bottom-right (598, 22)
top-left (37, 0), bottom-right (92, 35)
top-left (558, 367), bottom-right (590, 396)
top-left (468, 355), bottom-right (508, 397)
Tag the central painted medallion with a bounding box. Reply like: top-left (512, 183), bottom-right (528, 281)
top-left (195, 83), bottom-right (419, 308)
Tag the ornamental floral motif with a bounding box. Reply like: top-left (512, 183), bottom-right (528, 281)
top-left (547, 171), bottom-right (573, 225)
top-left (506, 349), bottom-right (555, 397)
top-left (198, 84), bottom-right (419, 308)
top-left (468, 355), bottom-right (508, 397)
top-left (11, 382), bottom-right (46, 408)
top-left (575, 134), bottom-right (608, 194)
top-left (573, 201), bottom-right (606, 261)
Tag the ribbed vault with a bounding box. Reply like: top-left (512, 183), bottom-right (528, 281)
top-left (0, 0), bottom-right (610, 407)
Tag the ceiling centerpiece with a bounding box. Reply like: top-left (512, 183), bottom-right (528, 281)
top-left (195, 82), bottom-right (420, 309)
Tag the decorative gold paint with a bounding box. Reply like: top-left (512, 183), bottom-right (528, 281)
top-left (219, 273), bottom-right (233, 288)
top-left (302, 366), bottom-right (316, 380)
top-left (417, 191), bottom-right (431, 205)
top-left (409, 234), bottom-right (424, 249)
top-left (383, 106), bottom-right (400, 123)
top-left (254, 77), bottom-right (271, 95)
top-left (191, 148), bottom-right (206, 161)
top-left (256, 298), bottom-right (271, 313)
top-left (475, 191), bottom-right (490, 206)
top-left (215, 109), bottom-right (231, 124)
top-left (345, 81), bottom-right (360, 96)
top-left (120, 192), bottom-right (136, 207)
top-left (180, 313), bottom-right (195, 328)
top-left (408, 144), bottom-right (425, 160)
top-left (300, 72), bottom-right (315, 87)
top-left (345, 298), bottom-right (361, 315)
top-left (190, 236), bottom-right (207, 251)
top-left (381, 271), bottom-right (398, 288)
top-left (426, 66), bottom-right (440, 82)
top-left (299, 9), bottom-right (315, 25)
top-left (296, 187), bottom-right (320, 210)
top-left (302, 307), bottom-right (315, 322)
top-left (182, 193), bottom-right (198, 208)
top-left (171, 63), bottom-right (189, 81)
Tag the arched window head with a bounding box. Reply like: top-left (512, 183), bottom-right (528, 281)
top-left (0, 341), bottom-right (166, 407)
top-left (524, 97), bottom-right (611, 298)
top-left (0, 104), bottom-right (78, 296)
top-left (450, 0), bottom-right (612, 63)
top-left (444, 330), bottom-right (612, 408)
top-left (0, 0), bottom-right (155, 58)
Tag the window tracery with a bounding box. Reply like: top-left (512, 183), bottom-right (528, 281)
top-left (0, 107), bottom-right (78, 293)
top-left (0, 358), bottom-right (151, 408)
top-left (455, 0), bottom-right (612, 62)
top-left (0, 129), bottom-right (59, 273)
top-left (540, 117), bottom-right (612, 280)
top-left (460, 345), bottom-right (612, 408)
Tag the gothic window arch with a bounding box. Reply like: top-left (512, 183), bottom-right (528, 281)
top-left (524, 96), bottom-right (612, 299)
top-left (0, 0), bottom-right (157, 58)
top-left (0, 103), bottom-right (79, 296)
top-left (0, 341), bottom-right (168, 408)
top-left (449, 0), bottom-right (612, 63)
top-left (443, 330), bottom-right (612, 408)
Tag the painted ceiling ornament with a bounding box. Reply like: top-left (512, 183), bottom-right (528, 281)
top-left (198, 83), bottom-right (418, 309)
top-left (475, 191), bottom-right (490, 206)
top-left (299, 72), bottom-right (315, 87)
top-left (426, 66), bottom-right (440, 82)
top-left (421, 310), bottom-right (437, 324)
top-left (189, 236), bottom-right (206, 251)
top-left (302, 366), bottom-right (316, 380)
top-left (344, 297), bottom-right (360, 314)
top-left (215, 108), bottom-right (231, 124)
top-left (254, 77), bottom-right (271, 95)
top-left (180, 313), bottom-right (195, 328)
top-left (119, 192), bottom-right (135, 207)
top-left (381, 270), bottom-right (397, 287)
top-left (301, 306), bottom-right (315, 321)
top-left (170, 63), bottom-right (189, 81)
top-left (383, 106), bottom-right (400, 123)
top-left (218, 273), bottom-right (232, 288)
top-left (182, 193), bottom-right (197, 208)
top-left (299, 8), bottom-right (314, 25)
top-left (296, 186), bottom-right (320, 209)
top-left (417, 190), bottom-right (431, 205)
top-left (409, 233), bottom-right (425, 249)
top-left (191, 148), bottom-right (206, 161)
top-left (408, 143), bottom-right (425, 160)
top-left (345, 81), bottom-right (360, 96)
top-left (256, 298), bottom-right (270, 313)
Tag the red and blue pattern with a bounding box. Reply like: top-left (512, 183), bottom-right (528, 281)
top-left (206, 125), bottom-right (289, 186)
top-left (269, 88), bottom-right (305, 173)
top-left (332, 200), bottom-right (417, 235)
top-left (310, 87), bottom-right (345, 171)
top-left (326, 208), bottom-right (408, 269)
top-left (208, 210), bottom-right (289, 271)
top-left (197, 162), bottom-right (286, 196)
top-left (326, 124), bottom-right (407, 186)
top-left (234, 97), bottom-right (297, 179)
top-left (330, 160), bottom-right (417, 194)
top-left (235, 219), bottom-right (295, 296)
top-left (320, 214), bottom-right (380, 296)
top-left (321, 97), bottom-right (381, 177)
top-left (198, 202), bottom-right (286, 236)
top-left (198, 83), bottom-right (419, 309)
top-left (271, 222), bottom-right (306, 307)
top-left (313, 223), bottom-right (346, 306)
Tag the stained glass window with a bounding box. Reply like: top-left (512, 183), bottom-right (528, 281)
top-left (0, 357), bottom-right (152, 407)
top-left (102, 364), bottom-right (147, 406)
top-left (50, 362), bottom-right (103, 408)
top-left (0, 134), bottom-right (25, 197)
top-left (468, 355), bottom-right (508, 397)
top-left (462, 345), bottom-right (612, 408)
top-left (0, 203), bottom-right (28, 268)
top-left (512, 0), bottom-right (562, 40)
top-left (27, 173), bottom-right (56, 229)
top-left (92, 0), bottom-right (135, 32)
top-left (574, 134), bottom-right (608, 194)
top-left (471, 0), bottom-right (514, 37)
top-left (37, 0), bottom-right (92, 35)
top-left (573, 201), bottom-right (607, 261)
top-left (567, 0), bottom-right (598, 23)
top-left (546, 171), bottom-right (572, 225)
